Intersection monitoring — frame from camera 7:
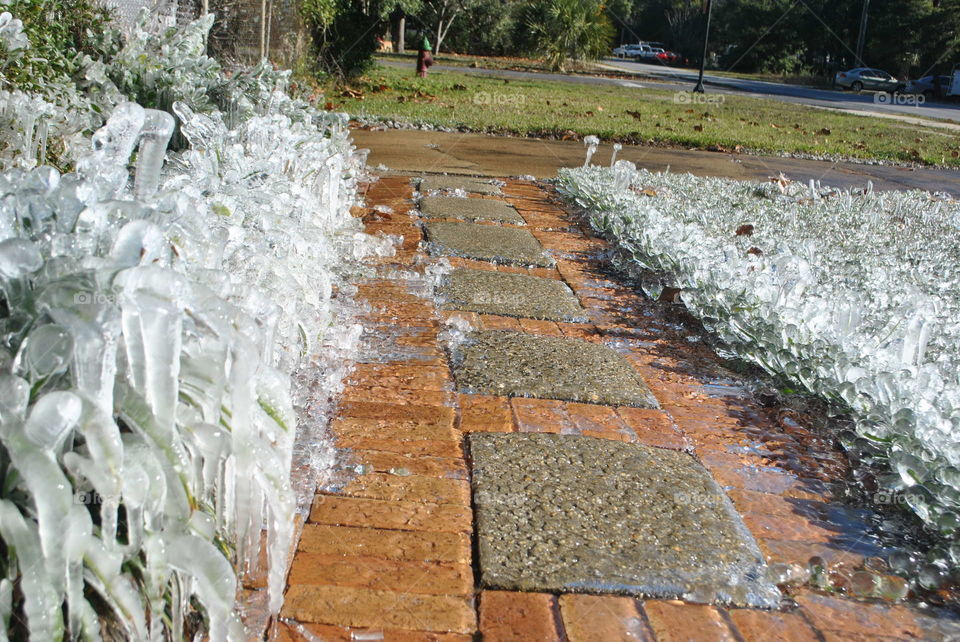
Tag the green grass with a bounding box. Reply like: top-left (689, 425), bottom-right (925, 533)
top-left (328, 64), bottom-right (960, 167)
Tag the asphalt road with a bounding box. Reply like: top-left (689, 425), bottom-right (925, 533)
top-left (378, 59), bottom-right (960, 127)
top-left (601, 59), bottom-right (960, 123)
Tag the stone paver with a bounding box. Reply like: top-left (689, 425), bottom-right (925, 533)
top-left (470, 433), bottom-right (779, 607)
top-left (440, 268), bottom-right (588, 321)
top-left (453, 330), bottom-right (659, 407)
top-left (273, 174), bottom-right (959, 642)
top-left (419, 175), bottom-right (502, 195)
top-left (424, 220), bottom-right (555, 267)
top-left (421, 195), bottom-right (525, 223)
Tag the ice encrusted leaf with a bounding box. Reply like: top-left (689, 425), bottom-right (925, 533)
top-left (24, 389), bottom-right (81, 450)
top-left (19, 323), bottom-right (74, 380)
top-left (0, 238), bottom-right (41, 278)
top-left (0, 501), bottom-right (64, 641)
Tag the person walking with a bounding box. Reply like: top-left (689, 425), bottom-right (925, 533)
top-left (416, 37), bottom-right (433, 78)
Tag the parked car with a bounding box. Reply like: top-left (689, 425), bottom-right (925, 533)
top-left (655, 50), bottom-right (680, 64)
top-left (833, 68), bottom-right (903, 93)
top-left (613, 44), bottom-right (648, 58)
top-left (640, 47), bottom-right (666, 61)
top-left (904, 75), bottom-right (953, 98)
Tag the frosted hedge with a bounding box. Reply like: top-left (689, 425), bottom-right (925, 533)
top-left (1, 9), bottom-right (386, 641)
top-left (557, 162), bottom-right (960, 577)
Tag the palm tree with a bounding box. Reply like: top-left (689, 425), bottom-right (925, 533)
top-left (529, 0), bottom-right (614, 72)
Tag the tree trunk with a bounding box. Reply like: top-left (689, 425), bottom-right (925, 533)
top-left (391, 10), bottom-right (406, 53)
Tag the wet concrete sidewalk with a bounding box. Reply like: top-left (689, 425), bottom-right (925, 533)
top-left (351, 128), bottom-right (960, 197)
top-left (270, 175), bottom-right (960, 641)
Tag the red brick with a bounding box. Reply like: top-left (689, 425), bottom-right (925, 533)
top-left (347, 363), bottom-right (451, 390)
top-left (616, 407), bottom-right (688, 450)
top-left (297, 524), bottom-right (470, 564)
top-left (281, 585), bottom-right (475, 634)
top-left (559, 594), bottom-right (652, 641)
top-left (330, 416), bottom-right (458, 442)
top-left (338, 402), bottom-right (455, 427)
top-left (337, 473), bottom-right (470, 505)
top-left (341, 386), bottom-right (452, 406)
top-left (557, 322), bottom-right (598, 340)
top-left (642, 601), bottom-right (736, 642)
top-left (795, 591), bottom-right (924, 639)
top-left (287, 552), bottom-right (472, 596)
top-left (565, 402), bottom-right (627, 434)
top-left (518, 318), bottom-right (564, 336)
top-left (309, 496), bottom-right (471, 533)
top-left (458, 394), bottom-right (514, 433)
top-left (271, 621), bottom-right (472, 641)
top-left (729, 609), bottom-right (820, 642)
top-left (511, 398), bottom-right (573, 433)
top-left (478, 314), bottom-right (523, 331)
top-left (334, 436), bottom-right (462, 458)
top-left (759, 539), bottom-right (866, 569)
top-left (343, 449), bottom-right (467, 478)
top-left (479, 591), bottom-right (561, 641)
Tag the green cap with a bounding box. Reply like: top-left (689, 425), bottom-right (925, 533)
top-left (421, 37), bottom-right (432, 51)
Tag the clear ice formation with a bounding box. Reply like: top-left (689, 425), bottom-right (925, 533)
top-left (557, 164), bottom-right (960, 577)
top-left (0, 8), bottom-right (389, 641)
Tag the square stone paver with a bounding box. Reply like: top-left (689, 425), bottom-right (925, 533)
top-left (470, 433), bottom-right (780, 608)
top-left (419, 176), bottom-right (502, 195)
top-left (440, 269), bottom-right (588, 322)
top-left (452, 330), bottom-right (657, 407)
top-left (424, 221), bottom-right (554, 268)
top-left (420, 196), bottom-right (525, 224)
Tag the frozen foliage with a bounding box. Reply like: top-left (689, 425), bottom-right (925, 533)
top-left (0, 8), bottom-right (385, 641)
top-left (557, 164), bottom-right (960, 575)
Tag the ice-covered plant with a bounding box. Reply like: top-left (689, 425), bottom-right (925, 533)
top-left (557, 164), bottom-right (960, 579)
top-left (0, 6), bottom-right (384, 641)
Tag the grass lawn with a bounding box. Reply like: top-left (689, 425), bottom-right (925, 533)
top-left (324, 64), bottom-right (960, 167)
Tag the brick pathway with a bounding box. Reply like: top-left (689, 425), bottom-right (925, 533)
top-left (268, 176), bottom-right (958, 641)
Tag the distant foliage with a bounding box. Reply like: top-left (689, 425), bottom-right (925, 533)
top-left (528, 0), bottom-right (614, 71)
top-left (0, 0), bottom-right (117, 90)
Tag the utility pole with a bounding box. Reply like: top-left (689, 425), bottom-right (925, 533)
top-left (855, 0), bottom-right (870, 64)
top-left (693, 0), bottom-right (713, 93)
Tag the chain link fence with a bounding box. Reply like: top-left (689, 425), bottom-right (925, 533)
top-left (102, 0), bottom-right (310, 67)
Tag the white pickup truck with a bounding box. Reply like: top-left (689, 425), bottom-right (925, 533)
top-left (612, 44), bottom-right (650, 59)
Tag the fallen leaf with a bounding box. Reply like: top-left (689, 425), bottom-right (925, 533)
top-left (747, 247), bottom-right (763, 256)
top-left (630, 186), bottom-right (658, 197)
top-left (324, 101), bottom-right (335, 110)
top-left (693, 124), bottom-right (704, 132)
top-left (626, 110), bottom-right (643, 121)
top-left (736, 224), bottom-right (754, 236)
top-left (817, 128), bottom-right (831, 136)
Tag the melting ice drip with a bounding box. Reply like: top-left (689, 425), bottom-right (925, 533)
top-left (556, 165), bottom-right (960, 582)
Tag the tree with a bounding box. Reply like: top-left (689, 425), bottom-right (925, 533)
top-left (418, 0), bottom-right (480, 54)
top-left (527, 0), bottom-right (615, 71)
top-left (302, 0), bottom-right (420, 76)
